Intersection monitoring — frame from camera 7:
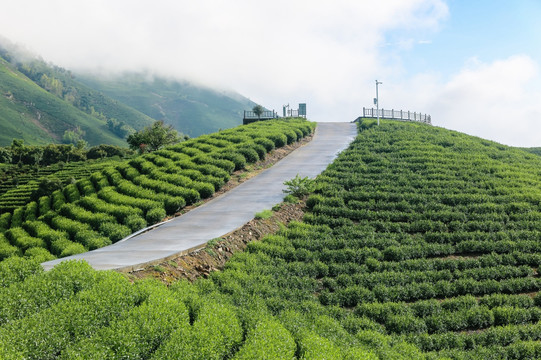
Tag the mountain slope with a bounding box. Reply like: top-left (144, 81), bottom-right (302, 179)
top-left (77, 72), bottom-right (256, 137)
top-left (0, 57), bottom-right (126, 146)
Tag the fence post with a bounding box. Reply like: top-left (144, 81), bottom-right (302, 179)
top-left (392, 109), bottom-right (394, 119)
top-left (363, 107), bottom-right (365, 117)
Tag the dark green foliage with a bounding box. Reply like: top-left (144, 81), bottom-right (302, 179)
top-left (127, 120), bottom-right (185, 153)
top-left (99, 222), bottom-right (131, 242)
top-left (0, 234), bottom-right (20, 259)
top-left (146, 207), bottom-right (166, 225)
top-left (236, 147), bottom-right (259, 163)
top-left (254, 137), bottom-right (275, 152)
top-left (4, 227), bottom-right (46, 251)
top-left (164, 196), bottom-right (186, 215)
top-left (0, 212), bottom-right (11, 231)
top-left (124, 214), bottom-right (147, 232)
top-left (63, 183), bottom-right (81, 203)
top-left (10, 207), bottom-right (24, 227)
top-left (38, 196), bottom-right (51, 216)
top-left (74, 229), bottom-right (112, 250)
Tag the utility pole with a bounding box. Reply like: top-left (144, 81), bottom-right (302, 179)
top-left (375, 80), bottom-right (382, 126)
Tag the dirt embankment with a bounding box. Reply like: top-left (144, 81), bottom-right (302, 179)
top-left (128, 135), bottom-right (312, 284)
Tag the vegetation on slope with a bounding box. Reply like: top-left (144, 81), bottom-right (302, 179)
top-left (0, 119), bottom-right (314, 261)
top-left (0, 56), bottom-right (127, 147)
top-left (77, 72), bottom-right (256, 137)
top-left (2, 119), bottom-right (541, 358)
top-left (0, 41), bottom-right (156, 144)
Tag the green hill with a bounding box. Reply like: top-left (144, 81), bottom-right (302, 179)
top-left (0, 41), bottom-right (157, 146)
top-left (77, 72), bottom-right (256, 137)
top-left (2, 119), bottom-right (541, 357)
top-left (0, 57), bottom-right (128, 147)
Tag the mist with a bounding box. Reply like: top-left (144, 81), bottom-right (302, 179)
top-left (1, 0), bottom-right (540, 147)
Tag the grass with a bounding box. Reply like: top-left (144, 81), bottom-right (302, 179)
top-left (254, 209), bottom-right (273, 220)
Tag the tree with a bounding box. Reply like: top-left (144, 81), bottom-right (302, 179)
top-left (62, 126), bottom-right (85, 145)
top-left (10, 139), bottom-right (25, 164)
top-left (0, 148), bottom-right (12, 164)
top-left (253, 104), bottom-right (264, 120)
top-left (126, 120), bottom-right (184, 153)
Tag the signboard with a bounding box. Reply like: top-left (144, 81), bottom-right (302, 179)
top-left (298, 103), bottom-right (307, 116)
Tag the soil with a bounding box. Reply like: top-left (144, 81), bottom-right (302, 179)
top-left (128, 135), bottom-right (312, 284)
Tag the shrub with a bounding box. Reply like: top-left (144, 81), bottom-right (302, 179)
top-left (0, 212), bottom-right (11, 231)
top-left (0, 235), bottom-right (20, 260)
top-left (255, 210), bottom-right (273, 220)
top-left (267, 133), bottom-right (287, 148)
top-left (23, 247), bottom-right (55, 261)
top-left (5, 227), bottom-right (46, 251)
top-left (59, 242), bottom-right (87, 257)
top-left (74, 230), bottom-right (112, 250)
top-left (254, 137), bottom-right (275, 152)
top-left (98, 187), bottom-right (162, 212)
top-left (164, 197), bottom-right (186, 215)
top-left (63, 183), bottom-right (81, 203)
top-left (90, 171), bottom-right (110, 190)
top-left (23, 201), bottom-right (38, 222)
top-left (59, 203), bottom-right (116, 230)
top-left (0, 256), bottom-right (43, 287)
top-left (151, 301), bottom-right (243, 360)
top-left (99, 222), bottom-right (132, 243)
top-left (77, 196), bottom-right (143, 223)
top-left (50, 215), bottom-right (92, 238)
top-left (283, 174), bottom-right (315, 198)
top-left (191, 182), bottom-right (214, 198)
top-left (146, 207), bottom-right (166, 225)
top-left (38, 196), bottom-right (51, 216)
top-left (233, 318), bottom-right (296, 360)
top-left (51, 189), bottom-right (66, 211)
top-left (298, 332), bottom-right (342, 360)
top-left (10, 207), bottom-right (24, 228)
top-left (124, 214), bottom-right (147, 232)
top-left (216, 152), bottom-right (246, 171)
top-left (236, 147), bottom-right (259, 163)
top-left (22, 220), bottom-right (69, 248)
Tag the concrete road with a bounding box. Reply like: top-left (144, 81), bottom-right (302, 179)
top-left (42, 122), bottom-right (357, 271)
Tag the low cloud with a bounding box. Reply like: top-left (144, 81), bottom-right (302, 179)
top-left (386, 55), bottom-right (541, 147)
top-left (0, 0), bottom-right (448, 121)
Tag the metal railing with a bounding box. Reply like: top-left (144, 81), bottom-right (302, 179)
top-left (362, 107), bottom-right (431, 124)
top-left (243, 110), bottom-right (277, 120)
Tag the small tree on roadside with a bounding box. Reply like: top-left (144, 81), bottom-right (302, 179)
top-left (283, 174), bottom-right (315, 198)
top-left (253, 104), bottom-right (264, 120)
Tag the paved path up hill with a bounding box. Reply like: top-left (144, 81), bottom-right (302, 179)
top-left (42, 122), bottom-right (357, 271)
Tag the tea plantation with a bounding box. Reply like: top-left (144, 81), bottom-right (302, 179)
top-left (1, 119), bottom-right (541, 359)
top-left (0, 118), bottom-right (314, 261)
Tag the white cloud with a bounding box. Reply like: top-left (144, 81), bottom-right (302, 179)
top-left (0, 0), bottom-right (448, 123)
top-left (386, 55), bottom-right (541, 147)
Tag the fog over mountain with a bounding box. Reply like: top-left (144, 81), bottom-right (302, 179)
top-left (1, 1), bottom-right (540, 146)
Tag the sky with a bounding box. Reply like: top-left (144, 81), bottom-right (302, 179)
top-left (0, 0), bottom-right (540, 146)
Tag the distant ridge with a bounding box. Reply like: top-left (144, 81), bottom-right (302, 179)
top-left (0, 37), bottom-right (257, 146)
top-left (76, 72), bottom-right (256, 138)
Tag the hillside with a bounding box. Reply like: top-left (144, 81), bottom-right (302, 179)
top-left (77, 72), bottom-right (256, 137)
top-left (0, 57), bottom-right (129, 147)
top-left (1, 119), bottom-right (541, 358)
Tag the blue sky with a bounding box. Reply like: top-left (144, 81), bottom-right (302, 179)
top-left (0, 0), bottom-right (540, 146)
top-left (394, 0), bottom-right (541, 79)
